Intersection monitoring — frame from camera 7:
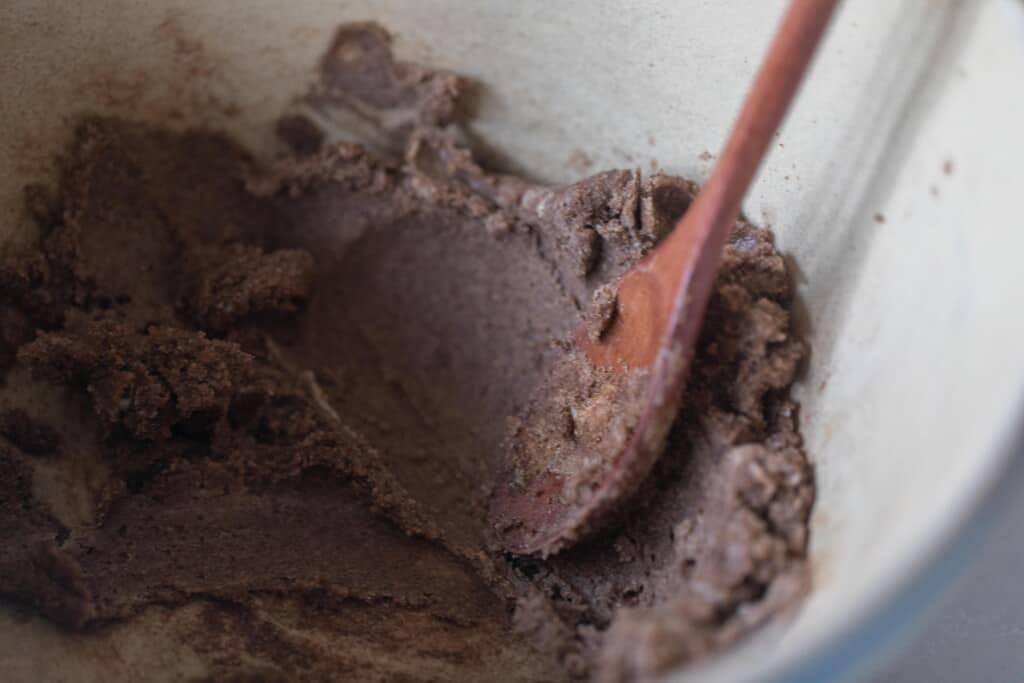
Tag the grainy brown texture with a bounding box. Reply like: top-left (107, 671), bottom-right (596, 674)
top-left (20, 320), bottom-right (252, 440)
top-left (183, 243), bottom-right (315, 333)
top-left (0, 407), bottom-right (60, 455)
top-left (0, 23), bottom-right (813, 683)
top-left (498, 351), bottom-right (649, 511)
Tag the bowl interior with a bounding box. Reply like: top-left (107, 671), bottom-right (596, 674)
top-left (1, 1), bottom-right (1023, 681)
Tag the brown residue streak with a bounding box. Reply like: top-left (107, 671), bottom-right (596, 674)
top-left (76, 70), bottom-right (148, 110)
top-left (565, 149), bottom-right (593, 175)
top-left (807, 508), bottom-right (833, 581)
top-left (873, 213), bottom-right (885, 224)
top-left (67, 11), bottom-right (242, 124)
top-left (942, 158), bottom-right (954, 176)
top-left (10, 135), bottom-right (55, 176)
top-left (154, 13), bottom-right (216, 80)
top-left (150, 12), bottom-right (240, 120)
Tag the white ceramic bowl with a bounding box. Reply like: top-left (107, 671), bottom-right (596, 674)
top-left (2, 1), bottom-right (1023, 681)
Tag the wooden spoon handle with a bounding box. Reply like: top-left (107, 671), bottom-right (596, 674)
top-left (697, 0), bottom-right (841, 230)
top-left (586, 0), bottom-right (841, 369)
top-left (659, 0), bottom-right (842, 343)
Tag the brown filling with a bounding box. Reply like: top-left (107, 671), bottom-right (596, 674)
top-left (0, 23), bottom-right (813, 683)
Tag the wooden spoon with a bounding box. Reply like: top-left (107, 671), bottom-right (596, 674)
top-left (490, 0), bottom-right (841, 556)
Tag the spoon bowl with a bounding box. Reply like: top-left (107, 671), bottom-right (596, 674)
top-left (490, 0), bottom-right (842, 556)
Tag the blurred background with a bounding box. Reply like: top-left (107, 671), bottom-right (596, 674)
top-left (870, 448), bottom-right (1024, 681)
